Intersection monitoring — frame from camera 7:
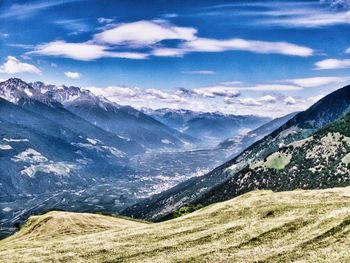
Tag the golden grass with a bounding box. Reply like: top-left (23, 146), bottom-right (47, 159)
top-left (1, 187), bottom-right (350, 262)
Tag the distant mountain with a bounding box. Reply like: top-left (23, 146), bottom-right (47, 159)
top-left (123, 84), bottom-right (350, 221)
top-left (143, 108), bottom-right (271, 145)
top-left (32, 82), bottom-right (199, 150)
top-left (217, 112), bottom-right (299, 157)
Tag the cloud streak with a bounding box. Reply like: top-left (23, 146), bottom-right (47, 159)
top-left (29, 41), bottom-right (148, 61)
top-left (0, 0), bottom-right (81, 19)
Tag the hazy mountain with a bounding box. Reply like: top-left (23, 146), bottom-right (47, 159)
top-left (217, 112), bottom-right (299, 158)
top-left (123, 84), bottom-right (350, 221)
top-left (143, 108), bottom-right (271, 145)
top-left (32, 82), bottom-right (199, 150)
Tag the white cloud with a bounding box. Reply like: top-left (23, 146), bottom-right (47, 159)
top-left (192, 85), bottom-right (240, 98)
top-left (315, 58), bottom-right (350, 69)
top-left (88, 85), bottom-right (184, 103)
top-left (145, 88), bottom-right (185, 102)
top-left (180, 38), bottom-right (314, 57)
top-left (284, 96), bottom-right (297, 105)
top-left (29, 41), bottom-right (148, 61)
top-left (88, 86), bottom-right (138, 99)
top-left (183, 70), bottom-right (216, 75)
top-left (238, 98), bottom-right (263, 106)
top-left (151, 48), bottom-right (186, 57)
top-left (94, 20), bottom-right (197, 46)
top-left (0, 56), bottom-right (41, 74)
top-left (226, 96), bottom-right (277, 106)
top-left (282, 76), bottom-right (350, 87)
top-left (64, 71), bottom-right (81, 79)
top-left (258, 95), bottom-right (277, 103)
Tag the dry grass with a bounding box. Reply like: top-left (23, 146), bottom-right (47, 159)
top-left (1, 187), bottom-right (350, 262)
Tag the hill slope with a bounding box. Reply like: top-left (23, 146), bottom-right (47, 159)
top-left (196, 111), bottom-right (350, 205)
top-left (1, 187), bottom-right (350, 262)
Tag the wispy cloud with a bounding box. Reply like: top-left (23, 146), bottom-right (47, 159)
top-left (280, 76), bottom-right (350, 87)
top-left (28, 41), bottom-right (148, 61)
top-left (53, 19), bottom-right (90, 35)
top-left (201, 1), bottom-right (350, 28)
top-left (180, 38), bottom-right (314, 57)
top-left (7, 44), bottom-right (34, 49)
top-left (0, 0), bottom-right (81, 19)
top-left (0, 56), bottom-right (41, 74)
top-left (183, 70), bottom-right (216, 75)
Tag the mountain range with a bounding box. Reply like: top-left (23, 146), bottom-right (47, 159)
top-left (123, 84), bottom-right (350, 221)
top-left (0, 78), bottom-right (270, 237)
top-left (143, 108), bottom-right (271, 145)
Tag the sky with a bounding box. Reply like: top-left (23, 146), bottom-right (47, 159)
top-left (0, 0), bottom-right (350, 117)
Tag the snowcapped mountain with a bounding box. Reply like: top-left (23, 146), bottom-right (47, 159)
top-left (123, 84), bottom-right (350, 221)
top-left (32, 82), bottom-right (199, 150)
top-left (143, 108), bottom-right (271, 145)
top-left (0, 78), bottom-right (200, 236)
top-left (0, 78), bottom-right (57, 106)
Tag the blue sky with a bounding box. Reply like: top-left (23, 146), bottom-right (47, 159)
top-left (1, 0), bottom-right (350, 116)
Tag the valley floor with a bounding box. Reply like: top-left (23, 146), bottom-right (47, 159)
top-left (1, 187), bottom-right (350, 262)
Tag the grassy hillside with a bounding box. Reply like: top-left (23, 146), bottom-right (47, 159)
top-left (1, 187), bottom-right (350, 262)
